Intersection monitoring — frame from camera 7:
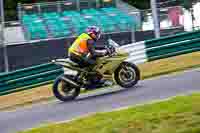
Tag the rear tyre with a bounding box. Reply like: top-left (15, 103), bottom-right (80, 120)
top-left (53, 74), bottom-right (80, 102)
top-left (114, 62), bottom-right (140, 88)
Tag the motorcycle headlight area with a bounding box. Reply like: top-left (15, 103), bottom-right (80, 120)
top-left (63, 68), bottom-right (78, 75)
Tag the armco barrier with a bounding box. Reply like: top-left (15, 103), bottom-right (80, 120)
top-left (121, 30), bottom-right (200, 63)
top-left (0, 63), bottom-right (63, 96)
top-left (149, 47), bottom-right (200, 61)
top-left (146, 38), bottom-right (200, 59)
top-left (0, 30), bottom-right (200, 96)
top-left (145, 30), bottom-right (200, 48)
top-left (0, 63), bottom-right (59, 82)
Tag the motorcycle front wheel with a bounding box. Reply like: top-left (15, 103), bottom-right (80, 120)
top-left (53, 75), bottom-right (80, 102)
top-left (114, 62), bottom-right (140, 88)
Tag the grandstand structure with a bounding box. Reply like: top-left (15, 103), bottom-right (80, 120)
top-left (18, 0), bottom-right (140, 40)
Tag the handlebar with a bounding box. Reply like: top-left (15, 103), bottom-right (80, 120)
top-left (105, 45), bottom-right (116, 57)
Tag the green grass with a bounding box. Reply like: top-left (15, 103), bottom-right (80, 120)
top-left (19, 93), bottom-right (200, 133)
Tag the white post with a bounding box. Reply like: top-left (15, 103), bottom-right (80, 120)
top-left (0, 0), bottom-right (9, 72)
top-left (57, 1), bottom-right (62, 13)
top-left (76, 0), bottom-right (80, 11)
top-left (151, 0), bottom-right (160, 38)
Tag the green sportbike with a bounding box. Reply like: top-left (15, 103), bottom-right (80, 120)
top-left (52, 39), bottom-right (140, 101)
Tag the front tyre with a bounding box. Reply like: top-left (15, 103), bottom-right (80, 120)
top-left (114, 62), bottom-right (140, 88)
top-left (53, 74), bottom-right (80, 102)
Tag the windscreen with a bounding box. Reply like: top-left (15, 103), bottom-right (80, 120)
top-left (108, 39), bottom-right (120, 48)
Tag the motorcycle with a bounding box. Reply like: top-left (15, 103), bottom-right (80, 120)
top-left (52, 39), bottom-right (140, 101)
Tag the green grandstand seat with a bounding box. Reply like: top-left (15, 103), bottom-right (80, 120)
top-left (50, 25), bottom-right (64, 32)
top-left (119, 21), bottom-right (133, 31)
top-left (52, 32), bottom-right (63, 37)
top-left (30, 32), bottom-right (47, 40)
top-left (81, 9), bottom-right (91, 14)
top-left (71, 20), bottom-right (80, 25)
top-left (23, 14), bottom-right (39, 20)
top-left (45, 18), bottom-right (71, 38)
top-left (47, 19), bottom-right (61, 24)
top-left (29, 28), bottom-right (48, 39)
top-left (87, 19), bottom-right (98, 26)
top-left (32, 27), bottom-right (45, 32)
top-left (81, 8), bottom-right (102, 16)
top-left (100, 17), bottom-right (116, 25)
top-left (101, 7), bottom-right (121, 14)
top-left (100, 22), bottom-right (116, 33)
top-left (116, 16), bottom-right (135, 31)
top-left (46, 20), bottom-right (57, 25)
top-left (88, 16), bottom-right (99, 22)
top-left (22, 7), bottom-right (138, 40)
top-left (22, 14), bottom-right (48, 40)
top-left (43, 12), bottom-right (59, 17)
top-left (101, 26), bottom-right (116, 33)
top-left (24, 21), bottom-right (44, 28)
top-left (74, 22), bottom-right (89, 34)
top-left (52, 29), bottom-right (71, 38)
top-left (40, 33), bottom-right (48, 39)
top-left (72, 18), bottom-right (89, 27)
top-left (43, 12), bottom-right (60, 20)
top-left (62, 11), bottom-right (80, 17)
top-left (22, 15), bottom-right (41, 25)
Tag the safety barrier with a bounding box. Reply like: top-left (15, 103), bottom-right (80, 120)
top-left (121, 30), bottom-right (200, 64)
top-left (0, 63), bottom-right (63, 96)
top-left (0, 30), bottom-right (200, 96)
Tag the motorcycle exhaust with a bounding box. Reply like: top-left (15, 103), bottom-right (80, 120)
top-left (61, 76), bottom-right (80, 88)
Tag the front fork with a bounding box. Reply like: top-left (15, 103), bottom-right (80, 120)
top-left (75, 71), bottom-right (89, 85)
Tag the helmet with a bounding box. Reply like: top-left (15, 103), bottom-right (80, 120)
top-left (86, 26), bottom-right (101, 40)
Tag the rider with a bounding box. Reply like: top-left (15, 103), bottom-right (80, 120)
top-left (68, 26), bottom-right (108, 68)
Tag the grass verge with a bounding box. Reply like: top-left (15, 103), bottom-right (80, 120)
top-left (0, 51), bottom-right (200, 111)
top-left (19, 93), bottom-right (200, 133)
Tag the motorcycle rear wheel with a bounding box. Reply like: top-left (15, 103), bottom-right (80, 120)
top-left (53, 75), bottom-right (80, 102)
top-left (114, 62), bottom-right (140, 88)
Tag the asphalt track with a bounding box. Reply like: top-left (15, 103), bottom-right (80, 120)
top-left (0, 69), bottom-right (199, 133)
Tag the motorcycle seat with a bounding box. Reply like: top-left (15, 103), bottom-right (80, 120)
top-left (55, 58), bottom-right (80, 67)
top-left (65, 59), bottom-right (80, 67)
